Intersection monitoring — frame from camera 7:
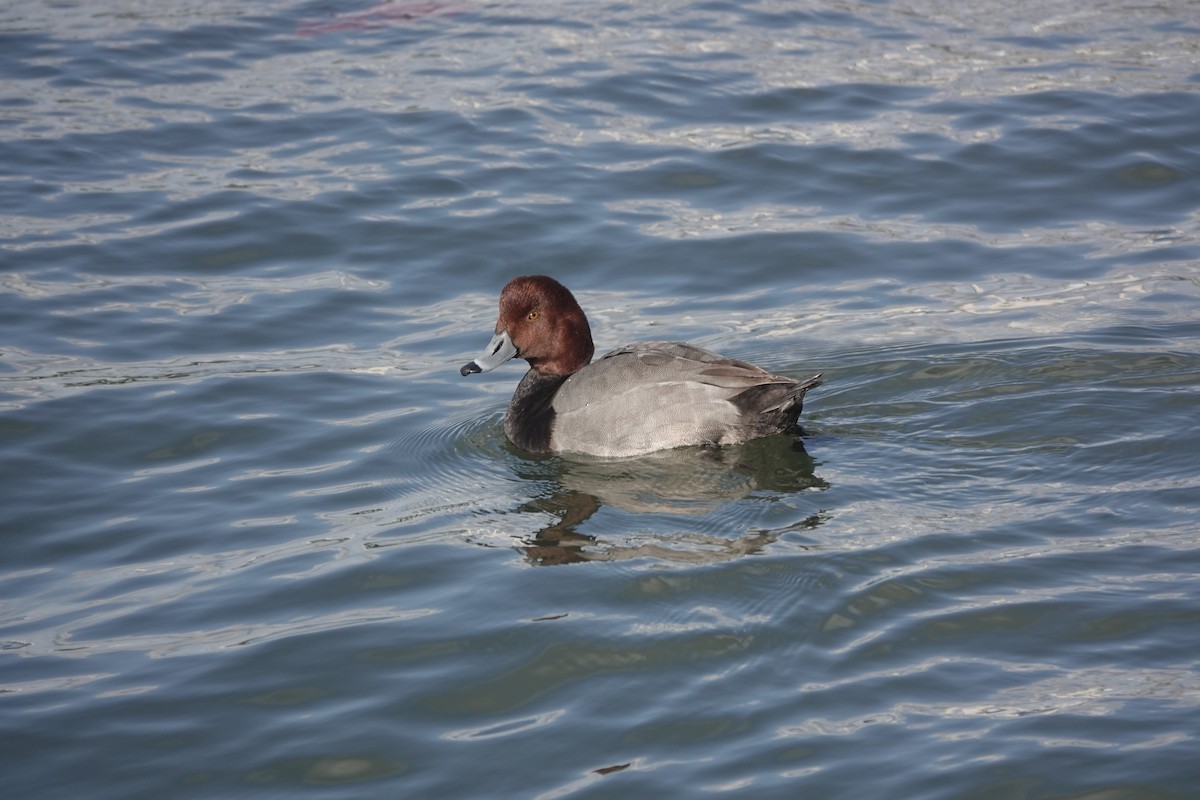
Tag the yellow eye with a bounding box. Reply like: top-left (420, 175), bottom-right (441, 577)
top-left (528, 310), bottom-right (539, 321)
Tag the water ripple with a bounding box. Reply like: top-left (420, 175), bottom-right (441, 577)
top-left (3, 1), bottom-right (1199, 798)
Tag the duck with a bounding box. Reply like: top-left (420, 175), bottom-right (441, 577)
top-left (460, 275), bottom-right (823, 458)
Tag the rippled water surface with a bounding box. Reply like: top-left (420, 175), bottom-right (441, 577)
top-left (3, 1), bottom-right (1200, 797)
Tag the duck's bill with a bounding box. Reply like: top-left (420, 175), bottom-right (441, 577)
top-left (460, 329), bottom-right (519, 376)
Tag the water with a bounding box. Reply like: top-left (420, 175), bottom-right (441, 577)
top-left (3, 0), bottom-right (1199, 797)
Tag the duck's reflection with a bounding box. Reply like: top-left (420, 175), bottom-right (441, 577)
top-left (511, 435), bottom-right (829, 566)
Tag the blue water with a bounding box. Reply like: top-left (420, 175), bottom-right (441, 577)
top-left (3, 1), bottom-right (1199, 797)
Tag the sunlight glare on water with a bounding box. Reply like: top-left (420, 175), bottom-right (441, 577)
top-left (1, 0), bottom-right (1199, 798)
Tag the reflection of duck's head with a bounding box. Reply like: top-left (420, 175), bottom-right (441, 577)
top-left (461, 275), bottom-right (823, 457)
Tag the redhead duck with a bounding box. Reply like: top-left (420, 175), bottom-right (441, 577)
top-left (460, 275), bottom-right (823, 457)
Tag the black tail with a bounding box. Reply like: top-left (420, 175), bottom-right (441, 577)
top-left (730, 373), bottom-right (823, 429)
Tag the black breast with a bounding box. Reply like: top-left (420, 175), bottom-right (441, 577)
top-left (503, 370), bottom-right (567, 453)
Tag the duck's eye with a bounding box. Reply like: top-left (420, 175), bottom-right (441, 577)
top-left (527, 310), bottom-right (539, 321)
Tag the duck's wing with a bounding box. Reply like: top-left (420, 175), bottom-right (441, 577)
top-left (546, 342), bottom-right (821, 457)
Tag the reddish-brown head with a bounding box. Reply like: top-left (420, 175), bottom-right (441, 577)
top-left (495, 275), bottom-right (594, 376)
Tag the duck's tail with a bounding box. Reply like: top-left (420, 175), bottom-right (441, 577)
top-left (729, 373), bottom-right (824, 433)
top-left (764, 373), bottom-right (823, 413)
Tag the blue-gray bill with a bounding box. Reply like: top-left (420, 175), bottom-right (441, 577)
top-left (460, 329), bottom-right (519, 376)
